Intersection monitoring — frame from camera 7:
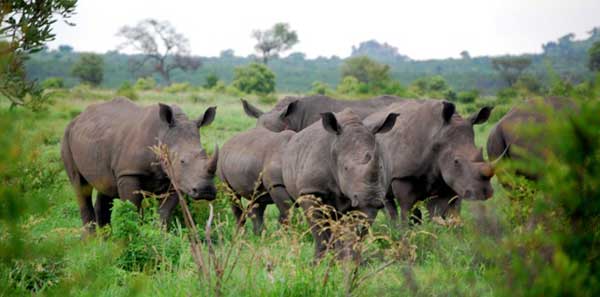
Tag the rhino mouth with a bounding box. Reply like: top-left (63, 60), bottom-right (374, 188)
top-left (187, 188), bottom-right (217, 201)
top-left (462, 188), bottom-right (493, 201)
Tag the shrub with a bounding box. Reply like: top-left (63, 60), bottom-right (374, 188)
top-left (337, 76), bottom-right (360, 95)
top-left (311, 81), bottom-right (331, 95)
top-left (134, 77), bottom-right (156, 90)
top-left (116, 81), bottom-right (138, 100)
top-left (232, 63), bottom-right (276, 94)
top-left (40, 77), bottom-right (64, 89)
top-left (213, 80), bottom-right (227, 93)
top-left (259, 94), bottom-right (277, 105)
top-left (341, 55), bottom-right (390, 88)
top-left (164, 82), bottom-right (191, 94)
top-left (204, 73), bottom-right (219, 89)
top-left (384, 80), bottom-right (410, 97)
top-left (410, 75), bottom-right (450, 97)
top-left (111, 200), bottom-right (184, 272)
top-left (496, 87), bottom-right (518, 103)
top-left (456, 90), bottom-right (479, 103)
top-left (71, 53), bottom-right (104, 86)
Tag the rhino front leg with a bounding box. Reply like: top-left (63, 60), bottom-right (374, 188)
top-left (391, 179), bottom-right (421, 225)
top-left (383, 195), bottom-right (399, 224)
top-left (95, 192), bottom-right (115, 227)
top-left (117, 176), bottom-right (144, 212)
top-left (269, 186), bottom-right (293, 225)
top-left (298, 194), bottom-right (332, 260)
top-left (159, 193), bottom-right (179, 225)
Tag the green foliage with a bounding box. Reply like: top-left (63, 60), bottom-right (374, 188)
top-left (0, 0), bottom-right (76, 109)
top-left (497, 87), bottom-right (519, 102)
top-left (41, 77), bottom-right (65, 89)
top-left (204, 73), bottom-right (219, 89)
top-left (491, 56), bottom-right (532, 87)
top-left (116, 81), bottom-right (139, 100)
top-left (71, 53), bottom-right (104, 86)
top-left (310, 81), bottom-right (331, 95)
top-left (588, 41), bottom-right (600, 72)
top-left (410, 75), bottom-right (450, 98)
top-left (253, 23), bottom-right (299, 64)
top-left (337, 76), bottom-right (361, 94)
top-left (488, 99), bottom-right (600, 296)
top-left (134, 77), bottom-right (157, 90)
top-left (341, 56), bottom-right (390, 91)
top-left (232, 63), bottom-right (276, 94)
top-left (164, 82), bottom-right (191, 94)
top-left (111, 200), bottom-right (184, 272)
top-left (514, 74), bottom-right (543, 95)
top-left (456, 90), bottom-right (479, 103)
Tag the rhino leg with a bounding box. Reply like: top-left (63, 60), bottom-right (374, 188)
top-left (250, 199), bottom-right (268, 236)
top-left (391, 179), bottom-right (421, 225)
top-left (230, 194), bottom-right (246, 229)
top-left (383, 195), bottom-right (399, 224)
top-left (95, 192), bottom-right (115, 227)
top-left (76, 183), bottom-right (96, 234)
top-left (159, 193), bottom-right (179, 225)
top-left (117, 176), bottom-right (144, 212)
top-left (298, 194), bottom-right (332, 260)
top-left (268, 186), bottom-right (293, 225)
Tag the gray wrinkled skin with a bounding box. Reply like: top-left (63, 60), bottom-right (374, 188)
top-left (364, 99), bottom-right (494, 223)
top-left (282, 108), bottom-right (398, 258)
top-left (242, 95), bottom-right (403, 132)
top-left (487, 97), bottom-right (574, 180)
top-left (61, 98), bottom-right (218, 232)
top-left (217, 127), bottom-right (295, 235)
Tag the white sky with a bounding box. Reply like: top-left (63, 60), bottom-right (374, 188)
top-left (48, 0), bottom-right (600, 60)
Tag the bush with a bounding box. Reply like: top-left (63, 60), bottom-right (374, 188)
top-left (40, 77), bottom-right (64, 89)
top-left (488, 99), bottom-right (600, 296)
top-left (71, 53), bottom-right (104, 86)
top-left (134, 77), bottom-right (156, 90)
top-left (383, 80), bottom-right (410, 97)
top-left (337, 76), bottom-right (361, 95)
top-left (341, 56), bottom-right (390, 89)
top-left (410, 75), bottom-right (450, 97)
top-left (213, 80), bottom-right (227, 93)
top-left (456, 90), bottom-right (479, 103)
top-left (496, 87), bottom-right (518, 102)
top-left (111, 200), bottom-right (184, 272)
top-left (164, 82), bottom-right (191, 94)
top-left (232, 63), bottom-right (276, 94)
top-left (311, 81), bottom-right (331, 95)
top-left (116, 81), bottom-right (138, 101)
top-left (204, 73), bottom-right (219, 89)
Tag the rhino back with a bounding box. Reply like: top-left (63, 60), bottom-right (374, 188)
top-left (366, 99), bottom-right (443, 179)
top-left (219, 128), bottom-right (293, 197)
top-left (282, 119), bottom-right (336, 199)
top-left (64, 98), bottom-right (162, 195)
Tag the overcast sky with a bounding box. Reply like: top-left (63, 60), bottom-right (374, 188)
top-left (48, 0), bottom-right (600, 60)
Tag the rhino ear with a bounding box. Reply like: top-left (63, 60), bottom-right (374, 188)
top-left (370, 113), bottom-right (399, 134)
top-left (159, 103), bottom-right (175, 128)
top-left (469, 106), bottom-right (493, 125)
top-left (279, 100), bottom-right (299, 119)
top-left (197, 106), bottom-right (217, 128)
top-left (241, 99), bottom-right (263, 119)
top-left (321, 112), bottom-right (342, 135)
top-left (442, 101), bottom-right (455, 124)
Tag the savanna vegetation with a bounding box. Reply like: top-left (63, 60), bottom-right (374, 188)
top-left (2, 2), bottom-right (600, 296)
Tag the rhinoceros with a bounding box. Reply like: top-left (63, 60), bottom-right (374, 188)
top-left (487, 97), bottom-right (573, 180)
top-left (282, 108), bottom-right (399, 258)
top-left (241, 95), bottom-right (403, 132)
top-left (61, 98), bottom-right (218, 232)
top-left (364, 99), bottom-right (495, 223)
top-left (217, 127), bottom-right (295, 235)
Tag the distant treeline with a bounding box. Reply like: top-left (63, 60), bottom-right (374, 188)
top-left (25, 29), bottom-right (600, 94)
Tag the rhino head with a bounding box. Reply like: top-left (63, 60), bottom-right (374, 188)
top-left (242, 99), bottom-right (300, 131)
top-left (434, 102), bottom-right (494, 200)
top-left (158, 104), bottom-right (219, 200)
top-left (321, 109), bottom-right (399, 209)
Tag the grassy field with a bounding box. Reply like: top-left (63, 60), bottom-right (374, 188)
top-left (1, 88), bottom-right (519, 296)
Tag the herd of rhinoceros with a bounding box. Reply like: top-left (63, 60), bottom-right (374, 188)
top-left (61, 95), bottom-right (564, 258)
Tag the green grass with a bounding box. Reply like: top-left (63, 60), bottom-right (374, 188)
top-left (0, 89), bottom-right (518, 296)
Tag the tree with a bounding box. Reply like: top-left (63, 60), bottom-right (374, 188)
top-left (252, 23), bottom-right (298, 64)
top-left (232, 63), bottom-right (275, 94)
top-left (351, 40), bottom-right (410, 62)
top-left (589, 41), bottom-right (600, 72)
top-left (71, 53), bottom-right (104, 86)
top-left (341, 56), bottom-right (390, 89)
top-left (58, 44), bottom-right (74, 53)
top-left (117, 19), bottom-right (200, 85)
top-left (204, 73), bottom-right (219, 89)
top-left (0, 0), bottom-right (76, 109)
top-left (491, 56), bottom-right (532, 87)
top-left (460, 50), bottom-right (471, 59)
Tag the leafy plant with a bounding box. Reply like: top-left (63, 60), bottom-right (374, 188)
top-left (232, 63), bottom-right (276, 95)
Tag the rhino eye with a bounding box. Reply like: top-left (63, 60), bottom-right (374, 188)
top-left (180, 159), bottom-right (186, 164)
top-left (454, 159), bottom-right (460, 166)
